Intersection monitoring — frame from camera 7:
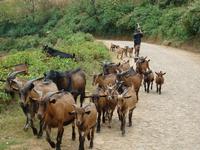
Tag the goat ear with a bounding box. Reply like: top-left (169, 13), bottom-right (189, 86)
top-left (162, 72), bottom-right (166, 75)
top-left (124, 95), bottom-right (131, 99)
top-left (72, 104), bottom-right (78, 109)
top-left (155, 72), bottom-right (159, 75)
top-left (50, 99), bottom-right (56, 104)
top-left (85, 111), bottom-right (91, 115)
top-left (69, 111), bottom-right (76, 115)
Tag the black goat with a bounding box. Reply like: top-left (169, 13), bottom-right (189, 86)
top-left (43, 45), bottom-right (75, 59)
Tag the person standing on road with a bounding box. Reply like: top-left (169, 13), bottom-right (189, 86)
top-left (133, 26), bottom-right (143, 47)
top-left (133, 25), bottom-right (143, 57)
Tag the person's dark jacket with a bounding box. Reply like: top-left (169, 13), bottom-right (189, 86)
top-left (133, 31), bottom-right (143, 45)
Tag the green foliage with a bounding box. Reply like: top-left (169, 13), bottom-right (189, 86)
top-left (0, 33), bottom-right (110, 102)
top-left (0, 36), bottom-right (40, 51)
top-left (1, 0), bottom-right (199, 49)
top-left (182, 1), bottom-right (200, 37)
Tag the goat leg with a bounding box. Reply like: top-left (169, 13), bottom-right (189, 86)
top-left (80, 91), bottom-right (85, 107)
top-left (30, 118), bottom-right (38, 136)
top-left (122, 114), bottom-right (126, 136)
top-left (102, 110), bottom-right (106, 123)
top-left (79, 130), bottom-right (85, 150)
top-left (128, 109), bottom-right (133, 127)
top-left (151, 81), bottom-right (153, 90)
top-left (96, 111), bottom-right (101, 133)
top-left (72, 121), bottom-right (76, 141)
top-left (117, 108), bottom-right (121, 121)
top-left (147, 82), bottom-right (150, 93)
top-left (46, 126), bottom-right (55, 148)
top-left (159, 84), bottom-right (162, 95)
top-left (143, 82), bottom-right (146, 92)
top-left (56, 125), bottom-right (64, 150)
top-left (37, 119), bottom-right (44, 138)
top-left (156, 84), bottom-right (158, 93)
top-left (89, 127), bottom-right (95, 148)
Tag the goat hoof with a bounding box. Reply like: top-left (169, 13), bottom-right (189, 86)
top-left (129, 123), bottom-right (132, 127)
top-left (23, 127), bottom-right (28, 132)
top-left (89, 142), bottom-right (93, 149)
top-left (37, 134), bottom-right (42, 139)
top-left (56, 145), bottom-right (61, 150)
top-left (108, 125), bottom-right (111, 128)
top-left (122, 132), bottom-right (125, 136)
top-left (50, 142), bottom-right (56, 148)
top-left (33, 129), bottom-right (38, 136)
top-left (72, 136), bottom-right (76, 141)
top-left (96, 129), bottom-right (100, 133)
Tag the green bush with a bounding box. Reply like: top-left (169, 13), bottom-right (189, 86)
top-left (182, 1), bottom-right (200, 37)
top-left (0, 33), bottom-right (110, 102)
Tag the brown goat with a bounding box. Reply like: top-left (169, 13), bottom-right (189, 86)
top-left (115, 46), bottom-right (125, 59)
top-left (110, 43), bottom-right (118, 52)
top-left (19, 79), bottom-right (58, 137)
top-left (104, 84), bottom-right (118, 128)
top-left (87, 87), bottom-right (107, 133)
top-left (136, 56), bottom-right (150, 74)
top-left (116, 67), bottom-right (142, 101)
top-left (3, 71), bottom-right (27, 96)
top-left (12, 62), bottom-right (29, 75)
top-left (126, 46), bottom-right (134, 57)
top-left (36, 91), bottom-right (76, 150)
top-left (44, 68), bottom-right (86, 106)
top-left (143, 70), bottom-right (154, 93)
top-left (118, 60), bottom-right (130, 72)
top-left (69, 103), bottom-right (97, 150)
top-left (92, 73), bottom-right (116, 89)
top-left (155, 71), bottom-right (166, 94)
top-left (117, 86), bottom-right (137, 136)
top-left (102, 62), bottom-right (121, 75)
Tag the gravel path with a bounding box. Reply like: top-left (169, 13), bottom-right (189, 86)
top-left (9, 40), bottom-right (200, 150)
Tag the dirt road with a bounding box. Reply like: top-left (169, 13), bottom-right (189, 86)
top-left (98, 40), bottom-right (200, 150)
top-left (8, 41), bottom-right (200, 150)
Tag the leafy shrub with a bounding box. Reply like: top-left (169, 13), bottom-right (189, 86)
top-left (0, 33), bottom-right (110, 102)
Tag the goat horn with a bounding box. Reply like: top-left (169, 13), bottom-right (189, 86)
top-left (7, 70), bottom-right (26, 81)
top-left (122, 89), bottom-right (129, 96)
top-left (44, 90), bottom-right (64, 102)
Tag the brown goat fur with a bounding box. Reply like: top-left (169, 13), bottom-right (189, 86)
top-left (92, 73), bottom-right (116, 89)
top-left (104, 84), bottom-right (118, 128)
top-left (88, 87), bottom-right (107, 133)
top-left (155, 71), bottom-right (166, 94)
top-left (19, 78), bottom-right (57, 137)
top-left (36, 91), bottom-right (76, 150)
top-left (70, 103), bottom-right (97, 150)
top-left (110, 43), bottom-right (118, 51)
top-left (126, 46), bottom-right (134, 57)
top-left (102, 62), bottom-right (121, 75)
top-left (4, 71), bottom-right (27, 96)
top-left (117, 86), bottom-right (137, 135)
top-left (117, 69), bottom-right (142, 101)
top-left (136, 56), bottom-right (150, 74)
top-left (12, 63), bottom-right (29, 75)
top-left (115, 46), bottom-right (126, 60)
top-left (118, 60), bottom-right (130, 72)
top-left (143, 70), bottom-right (154, 93)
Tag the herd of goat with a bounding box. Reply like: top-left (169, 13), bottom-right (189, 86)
top-left (0, 44), bottom-right (166, 150)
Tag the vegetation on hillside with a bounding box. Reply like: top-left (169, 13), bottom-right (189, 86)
top-left (0, 0), bottom-right (200, 51)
